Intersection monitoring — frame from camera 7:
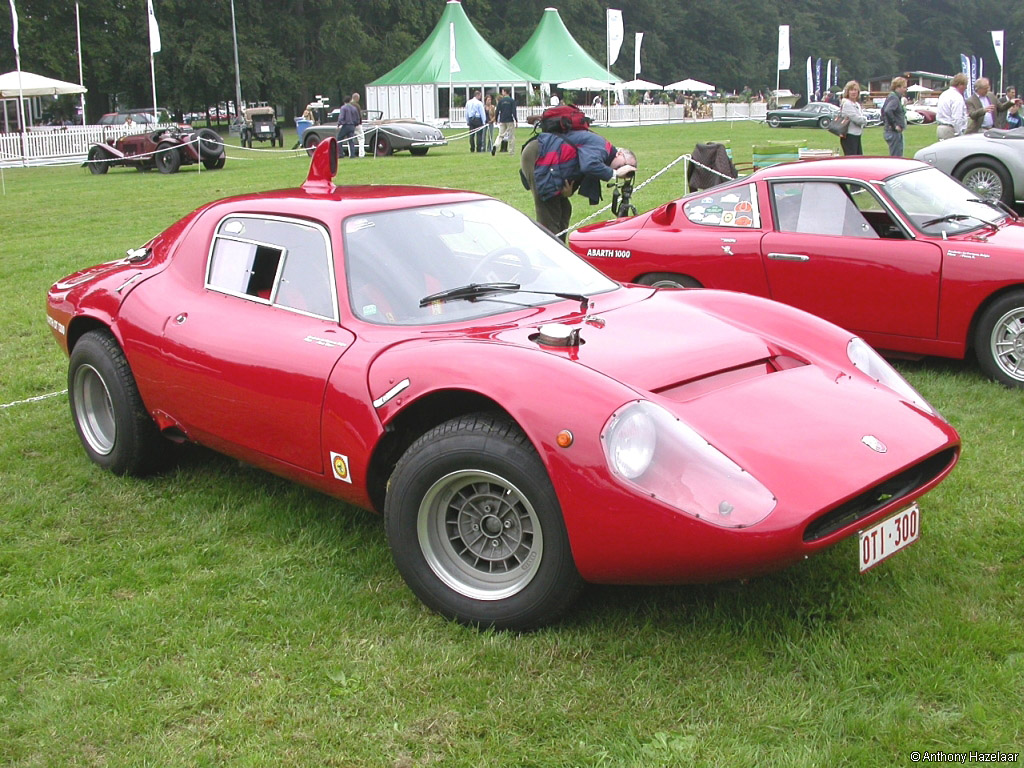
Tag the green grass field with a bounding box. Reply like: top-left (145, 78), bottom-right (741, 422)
top-left (1, 121), bottom-right (1022, 767)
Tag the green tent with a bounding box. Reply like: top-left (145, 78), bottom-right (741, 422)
top-left (510, 7), bottom-right (621, 85)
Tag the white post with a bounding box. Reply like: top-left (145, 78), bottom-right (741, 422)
top-left (75, 2), bottom-right (86, 124)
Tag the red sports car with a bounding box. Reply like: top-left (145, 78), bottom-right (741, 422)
top-left (47, 140), bottom-right (959, 629)
top-left (571, 156), bottom-right (1024, 388)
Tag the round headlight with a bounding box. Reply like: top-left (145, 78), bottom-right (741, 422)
top-left (605, 403), bottom-right (657, 479)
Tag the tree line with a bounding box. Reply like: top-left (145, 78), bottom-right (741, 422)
top-left (1, 0), bottom-right (1021, 123)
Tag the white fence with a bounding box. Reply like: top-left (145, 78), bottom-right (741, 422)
top-left (0, 124), bottom-right (178, 167)
top-left (447, 102), bottom-right (767, 127)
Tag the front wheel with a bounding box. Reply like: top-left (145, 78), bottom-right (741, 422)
top-left (974, 291), bottom-right (1024, 388)
top-left (385, 414), bottom-right (583, 630)
top-left (87, 146), bottom-right (110, 174)
top-left (410, 147), bottom-right (428, 156)
top-left (374, 132), bottom-right (393, 157)
top-left (767, 115), bottom-right (781, 128)
top-left (818, 116), bottom-right (831, 129)
top-left (68, 330), bottom-right (168, 475)
top-left (958, 159), bottom-right (1013, 205)
top-left (635, 273), bottom-right (702, 289)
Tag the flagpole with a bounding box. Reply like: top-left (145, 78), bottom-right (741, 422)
top-left (75, 2), bottom-right (86, 124)
top-left (10, 0), bottom-right (27, 164)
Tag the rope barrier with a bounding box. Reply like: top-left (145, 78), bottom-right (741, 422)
top-left (0, 389), bottom-right (67, 409)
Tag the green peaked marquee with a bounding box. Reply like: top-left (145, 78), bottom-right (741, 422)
top-left (368, 0), bottom-right (534, 86)
top-left (510, 7), bottom-right (621, 84)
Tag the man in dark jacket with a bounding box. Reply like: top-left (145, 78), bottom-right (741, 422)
top-left (520, 130), bottom-right (636, 240)
top-left (881, 77), bottom-right (908, 156)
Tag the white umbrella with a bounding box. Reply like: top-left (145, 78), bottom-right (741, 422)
top-left (619, 78), bottom-right (663, 91)
top-left (0, 70), bottom-right (87, 97)
top-left (556, 77), bottom-right (615, 90)
top-left (665, 78), bottom-right (715, 92)
top-left (906, 84), bottom-right (933, 93)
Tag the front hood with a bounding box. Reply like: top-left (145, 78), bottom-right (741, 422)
top-left (493, 288), bottom-right (776, 393)
top-left (955, 218), bottom-right (1024, 248)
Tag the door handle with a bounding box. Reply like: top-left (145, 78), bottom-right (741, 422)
top-left (767, 252), bottom-right (810, 262)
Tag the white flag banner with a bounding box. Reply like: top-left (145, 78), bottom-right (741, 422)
top-left (634, 32), bottom-right (643, 77)
top-left (9, 0), bottom-right (19, 53)
top-left (607, 9), bottom-right (623, 66)
top-left (992, 30), bottom-right (1004, 68)
top-left (825, 60), bottom-right (832, 94)
top-left (777, 25), bottom-right (790, 71)
top-left (147, 0), bottom-right (161, 54)
top-left (449, 22), bottom-right (460, 74)
top-left (806, 57), bottom-right (813, 103)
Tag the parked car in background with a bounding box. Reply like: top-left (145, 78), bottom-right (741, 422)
top-left (97, 108), bottom-right (172, 126)
top-left (300, 110), bottom-right (447, 156)
top-left (87, 125), bottom-right (225, 174)
top-left (765, 101), bottom-right (839, 128)
top-left (570, 156), bottom-right (1024, 388)
top-left (240, 106), bottom-right (283, 147)
top-left (47, 139), bottom-right (959, 629)
top-left (915, 127), bottom-right (1024, 205)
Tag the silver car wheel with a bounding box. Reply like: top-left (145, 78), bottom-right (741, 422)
top-left (989, 307), bottom-right (1024, 382)
top-left (417, 469), bottom-right (542, 601)
top-left (961, 167), bottom-right (1003, 201)
top-left (72, 363), bottom-right (116, 455)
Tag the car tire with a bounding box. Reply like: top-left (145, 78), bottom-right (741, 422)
top-left (68, 330), bottom-right (168, 476)
top-left (374, 132), bottom-right (393, 157)
top-left (957, 158), bottom-right (1013, 206)
top-left (767, 115), bottom-right (781, 128)
top-left (974, 290), bottom-right (1024, 388)
top-left (635, 273), bottom-right (702, 289)
top-left (195, 128), bottom-right (222, 159)
top-left (818, 116), bottom-right (831, 129)
top-left (155, 145), bottom-right (181, 174)
top-left (385, 413), bottom-right (584, 630)
top-left (409, 147), bottom-right (428, 156)
top-left (202, 155), bottom-right (226, 170)
top-left (303, 132), bottom-right (321, 157)
top-left (87, 146), bottom-right (109, 174)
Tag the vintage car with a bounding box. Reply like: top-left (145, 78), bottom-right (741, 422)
top-left (765, 101), bottom-right (839, 129)
top-left (300, 110), bottom-right (447, 156)
top-left (915, 127), bottom-right (1024, 205)
top-left (87, 126), bottom-right (226, 174)
top-left (570, 156), bottom-right (1024, 388)
top-left (47, 139), bottom-right (959, 629)
top-left (240, 106), bottom-right (283, 148)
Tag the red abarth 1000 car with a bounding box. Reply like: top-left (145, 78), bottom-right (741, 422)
top-left (47, 139), bottom-right (959, 629)
top-left (571, 156), bottom-right (1024, 388)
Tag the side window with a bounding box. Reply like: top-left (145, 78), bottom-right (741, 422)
top-left (771, 181), bottom-right (884, 238)
top-left (683, 183), bottom-right (760, 228)
top-left (206, 215), bottom-right (337, 319)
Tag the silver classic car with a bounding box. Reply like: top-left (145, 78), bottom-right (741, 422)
top-left (301, 110), bottom-right (447, 157)
top-left (915, 127), bottom-right (1024, 205)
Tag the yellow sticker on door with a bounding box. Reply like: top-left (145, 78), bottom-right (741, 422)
top-left (330, 452), bottom-right (352, 483)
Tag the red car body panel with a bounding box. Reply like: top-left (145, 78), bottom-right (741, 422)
top-left (47, 148), bottom-right (960, 586)
top-left (570, 157), bottom-right (1024, 362)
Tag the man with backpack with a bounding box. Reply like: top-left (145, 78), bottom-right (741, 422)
top-left (520, 106), bottom-right (636, 240)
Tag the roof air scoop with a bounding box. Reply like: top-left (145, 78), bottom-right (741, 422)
top-left (534, 323), bottom-right (582, 348)
top-left (303, 137), bottom-right (338, 194)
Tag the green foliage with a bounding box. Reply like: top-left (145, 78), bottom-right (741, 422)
top-left (1, 121), bottom-right (1022, 765)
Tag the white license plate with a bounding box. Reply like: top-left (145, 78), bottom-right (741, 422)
top-left (859, 503), bottom-right (920, 572)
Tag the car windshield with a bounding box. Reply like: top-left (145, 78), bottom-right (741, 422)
top-left (343, 199), bottom-right (618, 325)
top-left (882, 167), bottom-right (1006, 235)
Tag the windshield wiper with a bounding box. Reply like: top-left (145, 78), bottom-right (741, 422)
top-left (967, 197), bottom-right (1020, 221)
top-left (921, 212), bottom-right (998, 229)
top-left (419, 282), bottom-right (590, 312)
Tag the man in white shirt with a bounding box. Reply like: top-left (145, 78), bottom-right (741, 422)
top-left (936, 73), bottom-right (968, 140)
top-left (465, 91), bottom-right (486, 152)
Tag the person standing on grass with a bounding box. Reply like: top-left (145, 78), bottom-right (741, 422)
top-left (492, 88), bottom-right (517, 155)
top-left (882, 76), bottom-right (908, 157)
top-left (839, 80), bottom-right (867, 156)
top-left (465, 90), bottom-right (486, 152)
top-left (936, 73), bottom-right (968, 140)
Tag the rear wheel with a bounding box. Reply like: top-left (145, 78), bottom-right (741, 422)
top-left (385, 414), bottom-right (583, 630)
top-left (767, 115), bottom-right (781, 128)
top-left (155, 145), bottom-right (181, 174)
top-left (202, 155), bottom-right (226, 170)
top-left (68, 330), bottom-right (168, 475)
top-left (974, 290), bottom-right (1024, 388)
top-left (87, 146), bottom-right (110, 174)
top-left (304, 132), bottom-right (322, 157)
top-left (958, 158), bottom-right (1013, 205)
top-left (635, 273), bottom-right (702, 289)
top-left (818, 116), bottom-right (831, 129)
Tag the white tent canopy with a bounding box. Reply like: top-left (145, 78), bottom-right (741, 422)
top-left (906, 84), bottom-right (933, 93)
top-left (0, 70), bottom-right (87, 98)
top-left (619, 78), bottom-right (663, 90)
top-left (665, 78), bottom-right (715, 92)
top-left (557, 77), bottom-right (614, 90)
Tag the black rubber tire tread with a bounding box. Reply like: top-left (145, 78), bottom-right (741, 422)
top-left (634, 273), bottom-right (702, 289)
top-left (195, 128), bottom-right (222, 159)
top-left (202, 155), bottom-right (226, 170)
top-left (156, 145), bottom-right (181, 174)
top-left (384, 413), bottom-right (584, 630)
top-left (87, 146), bottom-right (109, 174)
top-left (818, 116), bottom-right (830, 129)
top-left (303, 132), bottom-right (321, 157)
top-left (68, 330), bottom-right (168, 476)
top-left (374, 132), bottom-right (393, 157)
top-left (973, 289), bottom-right (1024, 388)
top-left (409, 147), bottom-right (428, 156)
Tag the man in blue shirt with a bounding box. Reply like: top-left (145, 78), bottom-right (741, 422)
top-left (465, 90), bottom-right (486, 152)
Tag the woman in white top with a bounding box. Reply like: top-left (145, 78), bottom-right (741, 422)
top-left (839, 81), bottom-right (868, 155)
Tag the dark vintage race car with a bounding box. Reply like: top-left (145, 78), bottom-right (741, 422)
top-left (765, 101), bottom-right (840, 129)
top-left (86, 126), bottom-right (226, 174)
top-left (300, 110), bottom-right (447, 156)
top-left (47, 139), bottom-right (959, 629)
top-left (570, 156), bottom-right (1024, 388)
